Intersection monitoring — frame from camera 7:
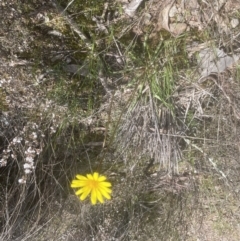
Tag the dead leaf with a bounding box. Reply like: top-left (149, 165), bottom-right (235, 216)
top-left (198, 47), bottom-right (239, 78)
top-left (156, 0), bottom-right (176, 32)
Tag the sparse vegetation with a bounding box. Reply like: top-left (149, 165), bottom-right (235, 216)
top-left (1, 0), bottom-right (240, 240)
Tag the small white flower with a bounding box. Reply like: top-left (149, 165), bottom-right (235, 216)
top-left (25, 147), bottom-right (35, 154)
top-left (18, 138), bottom-right (22, 143)
top-left (29, 132), bottom-right (37, 140)
top-left (18, 178), bottom-right (26, 184)
top-left (12, 137), bottom-right (22, 143)
top-left (25, 156), bottom-right (34, 163)
top-left (24, 169), bottom-right (32, 174)
top-left (3, 149), bottom-right (11, 154)
top-left (11, 154), bottom-right (16, 159)
top-left (0, 159), bottom-right (7, 166)
top-left (23, 163), bottom-right (32, 169)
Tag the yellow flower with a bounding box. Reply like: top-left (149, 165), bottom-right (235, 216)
top-left (71, 172), bottom-right (112, 205)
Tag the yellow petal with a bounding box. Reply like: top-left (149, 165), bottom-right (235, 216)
top-left (80, 187), bottom-right (91, 201)
top-left (75, 188), bottom-right (84, 195)
top-left (87, 174), bottom-right (94, 180)
top-left (75, 188), bottom-right (83, 196)
top-left (96, 189), bottom-right (104, 203)
top-left (99, 187), bottom-right (111, 200)
top-left (99, 186), bottom-right (112, 194)
top-left (71, 180), bottom-right (87, 188)
top-left (98, 176), bottom-right (107, 182)
top-left (99, 181), bottom-right (112, 188)
top-left (91, 189), bottom-right (97, 205)
top-left (77, 186), bottom-right (91, 195)
top-left (93, 172), bottom-right (99, 180)
top-left (76, 175), bottom-right (88, 181)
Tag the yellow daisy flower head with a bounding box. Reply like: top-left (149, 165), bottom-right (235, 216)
top-left (71, 172), bottom-right (112, 205)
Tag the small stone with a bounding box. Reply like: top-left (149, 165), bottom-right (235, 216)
top-left (231, 18), bottom-right (239, 29)
top-left (169, 23), bottom-right (187, 36)
top-left (143, 13), bottom-right (151, 25)
top-left (64, 64), bottom-right (81, 74)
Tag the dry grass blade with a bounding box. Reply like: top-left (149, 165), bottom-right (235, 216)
top-left (116, 87), bottom-right (182, 174)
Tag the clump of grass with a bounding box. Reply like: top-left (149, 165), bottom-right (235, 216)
top-left (113, 30), bottom-right (192, 174)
